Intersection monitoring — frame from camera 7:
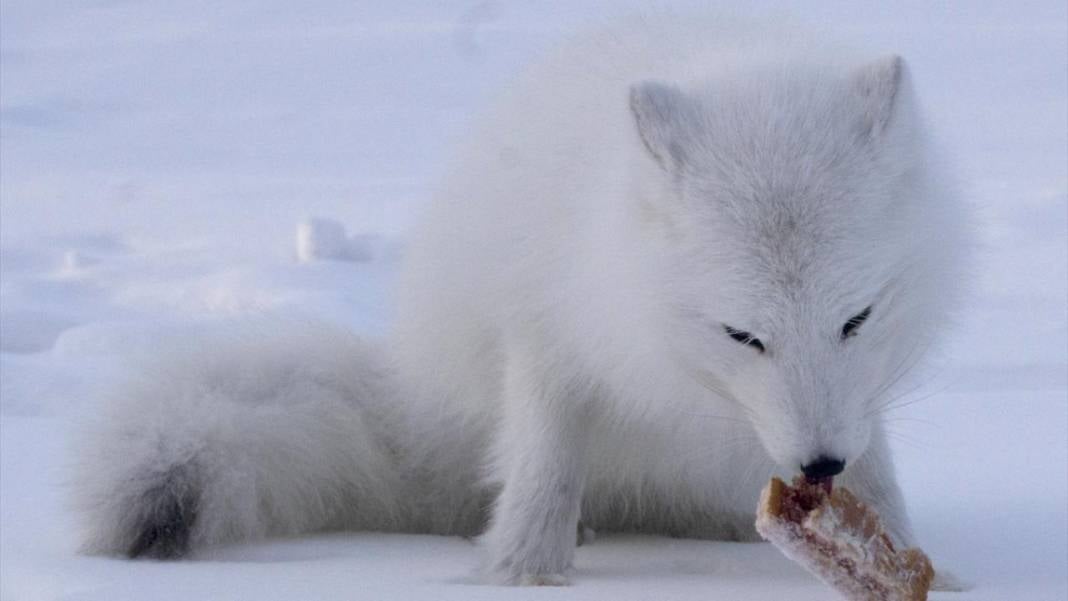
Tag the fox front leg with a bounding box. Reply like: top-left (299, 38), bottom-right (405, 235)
top-left (481, 344), bottom-right (594, 585)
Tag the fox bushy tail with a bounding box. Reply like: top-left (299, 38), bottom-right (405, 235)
top-left (71, 323), bottom-right (409, 558)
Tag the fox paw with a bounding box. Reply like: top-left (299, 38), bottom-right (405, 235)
top-left (484, 564), bottom-right (571, 587)
top-left (518, 572), bottom-right (570, 586)
top-left (484, 551), bottom-right (573, 586)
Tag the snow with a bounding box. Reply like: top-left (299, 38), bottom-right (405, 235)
top-left (1, 1), bottom-right (1065, 600)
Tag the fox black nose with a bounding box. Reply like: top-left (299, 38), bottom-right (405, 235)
top-left (801, 456), bottom-right (846, 479)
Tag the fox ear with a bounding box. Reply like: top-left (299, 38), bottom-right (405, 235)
top-left (850, 55), bottom-right (906, 141)
top-left (629, 81), bottom-right (692, 170)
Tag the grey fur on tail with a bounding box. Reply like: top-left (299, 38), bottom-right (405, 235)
top-left (125, 464), bottom-right (199, 559)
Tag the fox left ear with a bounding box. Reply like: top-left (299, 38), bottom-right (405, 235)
top-left (850, 55), bottom-right (906, 141)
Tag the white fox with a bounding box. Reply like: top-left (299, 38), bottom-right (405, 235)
top-left (73, 16), bottom-right (967, 586)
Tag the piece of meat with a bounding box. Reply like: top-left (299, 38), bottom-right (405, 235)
top-left (755, 476), bottom-right (935, 601)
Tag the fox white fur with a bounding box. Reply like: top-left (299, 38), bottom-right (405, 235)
top-left (72, 16), bottom-right (966, 586)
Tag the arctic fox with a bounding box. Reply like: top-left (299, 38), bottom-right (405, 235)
top-left (73, 16), bottom-right (966, 586)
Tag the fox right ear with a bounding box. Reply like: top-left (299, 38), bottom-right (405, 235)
top-left (629, 81), bottom-right (691, 170)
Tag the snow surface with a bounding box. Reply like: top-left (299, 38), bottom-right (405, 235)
top-left (1, 1), bottom-right (1065, 600)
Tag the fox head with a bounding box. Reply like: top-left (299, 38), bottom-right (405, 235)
top-left (629, 56), bottom-right (966, 475)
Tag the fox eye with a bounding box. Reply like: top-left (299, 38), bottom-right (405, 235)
top-left (723, 325), bottom-right (765, 353)
top-left (841, 306), bottom-right (873, 339)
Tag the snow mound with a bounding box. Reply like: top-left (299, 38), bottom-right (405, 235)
top-left (296, 218), bottom-right (375, 263)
